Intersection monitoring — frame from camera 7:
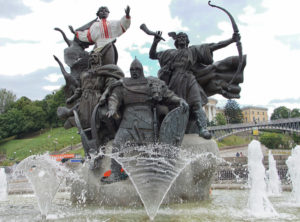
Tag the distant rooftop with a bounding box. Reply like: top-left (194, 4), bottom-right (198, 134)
top-left (241, 106), bottom-right (268, 111)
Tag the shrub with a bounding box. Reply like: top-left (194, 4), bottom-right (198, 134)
top-left (259, 132), bottom-right (291, 149)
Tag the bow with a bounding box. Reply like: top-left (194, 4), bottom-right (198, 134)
top-left (208, 1), bottom-right (243, 85)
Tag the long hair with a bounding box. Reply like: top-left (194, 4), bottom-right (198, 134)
top-left (168, 32), bottom-right (190, 48)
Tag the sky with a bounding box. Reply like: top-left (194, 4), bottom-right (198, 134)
top-left (0, 0), bottom-right (300, 117)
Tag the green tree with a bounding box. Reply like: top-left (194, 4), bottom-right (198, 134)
top-left (271, 106), bottom-right (291, 120)
top-left (215, 113), bottom-right (227, 125)
top-left (43, 88), bottom-right (65, 127)
top-left (22, 104), bottom-right (47, 134)
top-left (0, 88), bottom-right (66, 140)
top-left (224, 100), bottom-right (243, 124)
top-left (0, 108), bottom-right (25, 139)
top-left (12, 96), bottom-right (32, 110)
top-left (292, 133), bottom-right (300, 145)
top-left (0, 88), bottom-right (16, 114)
top-left (259, 132), bottom-right (290, 149)
top-left (291, 108), bottom-right (300, 118)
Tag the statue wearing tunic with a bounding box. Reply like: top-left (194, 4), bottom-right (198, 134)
top-left (149, 31), bottom-right (246, 138)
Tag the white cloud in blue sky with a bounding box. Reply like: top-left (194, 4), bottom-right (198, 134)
top-left (0, 0), bottom-right (299, 115)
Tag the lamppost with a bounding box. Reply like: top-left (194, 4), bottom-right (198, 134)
top-left (54, 138), bottom-right (58, 151)
top-left (71, 136), bottom-right (74, 150)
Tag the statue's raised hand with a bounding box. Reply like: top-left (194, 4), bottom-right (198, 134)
top-left (125, 5), bottom-right (130, 17)
top-left (232, 32), bottom-right (241, 43)
top-left (154, 31), bottom-right (162, 43)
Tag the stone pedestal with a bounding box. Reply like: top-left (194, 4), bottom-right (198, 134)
top-left (71, 134), bottom-right (219, 205)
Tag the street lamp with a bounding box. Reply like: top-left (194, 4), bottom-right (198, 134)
top-left (54, 138), bottom-right (58, 151)
top-left (71, 136), bottom-right (74, 150)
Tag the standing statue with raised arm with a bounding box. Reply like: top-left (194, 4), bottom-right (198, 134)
top-left (73, 6), bottom-right (131, 65)
top-left (147, 14), bottom-right (246, 139)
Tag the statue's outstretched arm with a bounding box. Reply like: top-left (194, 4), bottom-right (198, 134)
top-left (209, 32), bottom-right (240, 52)
top-left (149, 31), bottom-right (162, 59)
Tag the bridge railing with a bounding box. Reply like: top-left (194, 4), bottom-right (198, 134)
top-left (208, 117), bottom-right (300, 131)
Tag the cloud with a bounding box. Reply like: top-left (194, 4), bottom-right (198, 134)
top-left (43, 85), bottom-right (61, 91)
top-left (0, 0), bottom-right (300, 110)
top-left (44, 73), bottom-right (62, 82)
top-left (0, 0), bottom-right (32, 19)
top-left (275, 34), bottom-right (300, 50)
top-left (0, 67), bottom-right (65, 100)
top-left (269, 98), bottom-right (300, 104)
top-left (169, 0), bottom-right (266, 43)
top-left (0, 37), bottom-right (39, 46)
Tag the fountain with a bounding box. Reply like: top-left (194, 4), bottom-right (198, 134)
top-left (267, 151), bottom-right (282, 196)
top-left (286, 145), bottom-right (300, 204)
top-left (247, 140), bottom-right (278, 217)
top-left (71, 135), bottom-right (219, 220)
top-left (13, 153), bottom-right (74, 219)
top-left (0, 168), bottom-right (7, 201)
top-left (7, 2), bottom-right (300, 221)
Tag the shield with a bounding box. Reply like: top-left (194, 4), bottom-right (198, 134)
top-left (159, 106), bottom-right (189, 146)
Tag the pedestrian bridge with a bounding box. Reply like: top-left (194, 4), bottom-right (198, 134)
top-left (208, 118), bottom-right (300, 141)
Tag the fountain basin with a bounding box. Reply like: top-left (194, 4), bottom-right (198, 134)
top-left (71, 134), bottom-right (219, 206)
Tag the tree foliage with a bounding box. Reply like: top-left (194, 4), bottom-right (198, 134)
top-left (291, 108), bottom-right (300, 118)
top-left (259, 132), bottom-right (291, 149)
top-left (0, 88), bottom-right (16, 114)
top-left (215, 113), bottom-right (227, 125)
top-left (271, 106), bottom-right (290, 120)
top-left (271, 106), bottom-right (300, 120)
top-left (224, 100), bottom-right (243, 124)
top-left (0, 88), bottom-right (65, 140)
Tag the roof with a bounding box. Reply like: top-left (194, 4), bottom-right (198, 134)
top-left (242, 106), bottom-right (268, 111)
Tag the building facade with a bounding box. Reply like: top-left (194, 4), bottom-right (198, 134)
top-left (204, 98), bottom-right (218, 122)
top-left (242, 106), bottom-right (268, 123)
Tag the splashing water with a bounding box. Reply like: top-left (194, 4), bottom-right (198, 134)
top-left (247, 140), bottom-right (278, 217)
top-left (286, 145), bottom-right (300, 203)
top-left (14, 153), bottom-right (71, 218)
top-left (111, 143), bottom-right (216, 220)
top-left (266, 151), bottom-right (282, 196)
top-left (0, 168), bottom-right (7, 201)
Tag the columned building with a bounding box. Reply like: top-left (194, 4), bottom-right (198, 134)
top-left (204, 98), bottom-right (218, 122)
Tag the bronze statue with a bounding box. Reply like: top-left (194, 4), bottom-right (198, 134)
top-left (143, 17), bottom-right (246, 139)
top-left (54, 27), bottom-right (90, 83)
top-left (101, 58), bottom-right (188, 183)
top-left (57, 51), bottom-right (124, 131)
top-left (72, 6), bottom-right (131, 65)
